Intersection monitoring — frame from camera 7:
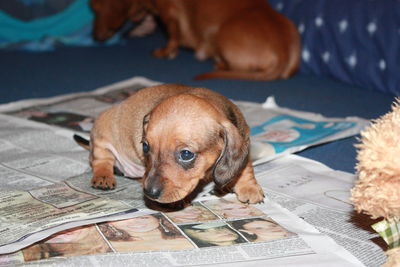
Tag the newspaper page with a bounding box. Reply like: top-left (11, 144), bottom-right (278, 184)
top-left (0, 178), bottom-right (149, 254)
top-left (234, 98), bottom-right (369, 165)
top-left (254, 154), bottom-right (387, 267)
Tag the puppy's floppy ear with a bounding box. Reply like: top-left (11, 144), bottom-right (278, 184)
top-left (213, 120), bottom-right (249, 187)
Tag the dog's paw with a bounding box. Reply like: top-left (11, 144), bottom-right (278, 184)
top-left (91, 175), bottom-right (116, 190)
top-left (235, 183), bottom-right (265, 204)
top-left (214, 61), bottom-right (228, 70)
top-left (153, 47), bottom-right (177, 59)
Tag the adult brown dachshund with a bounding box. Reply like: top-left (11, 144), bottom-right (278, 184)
top-left (90, 0), bottom-right (301, 81)
top-left (74, 84), bottom-right (264, 204)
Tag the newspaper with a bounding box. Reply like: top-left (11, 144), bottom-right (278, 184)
top-left (0, 77), bottom-right (376, 266)
top-left (235, 98), bottom-right (369, 165)
top-left (1, 191), bottom-right (362, 266)
top-left (0, 155), bottom-right (380, 267)
top-left (254, 155), bottom-right (387, 267)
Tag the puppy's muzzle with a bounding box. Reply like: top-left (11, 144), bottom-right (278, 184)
top-left (143, 175), bottom-right (164, 200)
top-left (143, 184), bottom-right (162, 199)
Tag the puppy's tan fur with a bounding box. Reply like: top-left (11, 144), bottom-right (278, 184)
top-left (91, 0), bottom-right (300, 81)
top-left (84, 84), bottom-right (264, 204)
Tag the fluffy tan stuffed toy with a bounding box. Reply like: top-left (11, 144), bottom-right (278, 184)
top-left (351, 98), bottom-right (400, 267)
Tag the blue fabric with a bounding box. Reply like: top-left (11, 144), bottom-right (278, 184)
top-left (269, 0), bottom-right (400, 95)
top-left (0, 0), bottom-right (122, 50)
top-left (0, 0), bottom-right (92, 40)
top-left (0, 0), bottom-right (75, 21)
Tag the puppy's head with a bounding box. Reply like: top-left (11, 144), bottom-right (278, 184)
top-left (141, 94), bottom-right (249, 203)
top-left (90, 0), bottom-right (147, 41)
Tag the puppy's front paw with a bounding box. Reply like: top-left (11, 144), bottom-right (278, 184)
top-left (91, 175), bottom-right (116, 190)
top-left (235, 183), bottom-right (265, 204)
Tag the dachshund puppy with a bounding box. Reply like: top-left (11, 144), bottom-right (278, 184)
top-left (90, 0), bottom-right (300, 80)
top-left (75, 84), bottom-right (264, 204)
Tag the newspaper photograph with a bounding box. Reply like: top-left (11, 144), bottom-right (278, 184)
top-left (0, 77), bottom-right (380, 266)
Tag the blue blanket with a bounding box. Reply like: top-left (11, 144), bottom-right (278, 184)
top-left (0, 0), bottom-right (121, 50)
top-left (269, 0), bottom-right (400, 95)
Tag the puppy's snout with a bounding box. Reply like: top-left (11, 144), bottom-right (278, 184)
top-left (144, 185), bottom-right (162, 199)
top-left (143, 175), bottom-right (164, 200)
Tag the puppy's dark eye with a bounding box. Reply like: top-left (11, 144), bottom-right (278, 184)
top-left (142, 141), bottom-right (150, 154)
top-left (179, 149), bottom-right (195, 161)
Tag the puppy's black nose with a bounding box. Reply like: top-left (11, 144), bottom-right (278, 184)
top-left (143, 186), bottom-right (162, 199)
